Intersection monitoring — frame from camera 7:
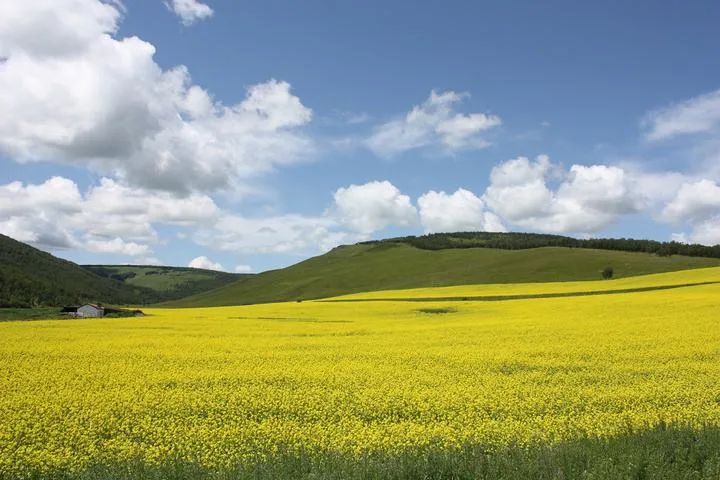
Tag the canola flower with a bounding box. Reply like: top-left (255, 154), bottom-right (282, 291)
top-left (0, 268), bottom-right (719, 477)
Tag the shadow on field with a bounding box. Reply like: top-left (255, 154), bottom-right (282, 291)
top-left (14, 424), bottom-right (720, 480)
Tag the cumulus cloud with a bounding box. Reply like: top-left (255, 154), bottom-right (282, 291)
top-left (483, 155), bottom-right (643, 234)
top-left (0, 175), bottom-right (380, 261)
top-left (188, 255), bottom-right (224, 271)
top-left (332, 181), bottom-right (418, 233)
top-left (0, 0), bottom-right (313, 195)
top-left (661, 180), bottom-right (720, 224)
top-left (0, 176), bottom-right (219, 256)
top-left (234, 264), bottom-right (253, 274)
top-left (0, 0), bottom-right (121, 58)
top-left (165, 0), bottom-right (214, 26)
top-left (366, 90), bottom-right (501, 156)
top-left (680, 219), bottom-right (720, 246)
top-left (0, 177), bottom-right (82, 248)
top-left (86, 238), bottom-right (151, 257)
top-left (193, 213), bottom-right (362, 255)
top-left (418, 188), bottom-right (505, 233)
top-left (661, 179), bottom-right (720, 245)
top-left (643, 89), bottom-right (720, 142)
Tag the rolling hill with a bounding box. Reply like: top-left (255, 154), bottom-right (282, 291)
top-left (82, 265), bottom-right (247, 302)
top-left (166, 239), bottom-right (720, 307)
top-left (0, 234), bottom-right (245, 307)
top-left (0, 234), bottom-right (156, 307)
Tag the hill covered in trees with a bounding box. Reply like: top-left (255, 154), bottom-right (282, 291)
top-left (0, 234), bottom-right (156, 307)
top-left (363, 232), bottom-right (720, 257)
top-left (0, 235), bottom-right (245, 307)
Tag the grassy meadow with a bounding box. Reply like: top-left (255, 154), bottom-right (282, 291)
top-left (167, 244), bottom-right (720, 307)
top-left (1, 268), bottom-right (720, 478)
top-left (82, 265), bottom-right (245, 302)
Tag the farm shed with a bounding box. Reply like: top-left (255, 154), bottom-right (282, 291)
top-left (76, 304), bottom-right (105, 317)
top-left (61, 305), bottom-right (144, 318)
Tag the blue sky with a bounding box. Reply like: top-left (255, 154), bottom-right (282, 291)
top-left (1, 0), bottom-right (719, 273)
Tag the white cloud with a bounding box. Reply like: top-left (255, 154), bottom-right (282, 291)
top-left (332, 181), bottom-right (418, 233)
top-left (661, 179), bottom-right (720, 245)
top-left (366, 90), bottom-right (501, 156)
top-left (483, 155), bottom-right (643, 234)
top-left (0, 177), bottom-right (82, 248)
top-left (165, 0), bottom-right (214, 26)
top-left (193, 213), bottom-right (360, 255)
top-left (84, 178), bottom-right (219, 237)
top-left (643, 89), bottom-right (720, 142)
top-left (0, 175), bottom-right (375, 261)
top-left (677, 218), bottom-right (720, 246)
top-left (0, 0), bottom-right (313, 195)
top-left (0, 176), bottom-right (219, 256)
top-left (418, 188), bottom-right (505, 233)
top-left (189, 255), bottom-right (224, 271)
top-left (234, 264), bottom-right (253, 274)
top-left (483, 155), bottom-right (555, 222)
top-left (0, 217), bottom-right (77, 250)
top-left (86, 238), bottom-right (151, 256)
top-left (0, 176), bottom-right (83, 218)
top-left (661, 179), bottom-right (720, 224)
top-left (0, 0), bottom-right (121, 58)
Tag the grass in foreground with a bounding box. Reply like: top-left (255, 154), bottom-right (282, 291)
top-left (1, 268), bottom-right (719, 479)
top-left (13, 425), bottom-right (720, 479)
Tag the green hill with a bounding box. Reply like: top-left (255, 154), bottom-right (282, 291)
top-left (0, 234), bottom-right (156, 307)
top-left (0, 234), bottom-right (246, 307)
top-left (166, 241), bottom-right (720, 307)
top-left (82, 265), bottom-right (246, 302)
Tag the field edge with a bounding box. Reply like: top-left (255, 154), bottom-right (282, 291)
top-left (6, 424), bottom-right (719, 480)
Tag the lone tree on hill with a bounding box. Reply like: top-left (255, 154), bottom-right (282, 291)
top-left (601, 266), bottom-right (614, 280)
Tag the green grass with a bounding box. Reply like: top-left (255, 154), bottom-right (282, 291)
top-left (0, 307), bottom-right (61, 322)
top-left (321, 280), bottom-right (720, 303)
top-left (82, 265), bottom-right (245, 302)
top-left (167, 243), bottom-right (720, 307)
top-left (8, 425), bottom-right (720, 480)
top-left (0, 233), bottom-right (244, 307)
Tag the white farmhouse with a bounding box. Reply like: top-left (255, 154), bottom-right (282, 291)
top-left (76, 304), bottom-right (105, 317)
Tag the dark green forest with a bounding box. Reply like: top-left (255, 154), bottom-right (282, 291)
top-left (0, 234), bottom-right (156, 307)
top-left (365, 232), bottom-right (720, 257)
top-left (0, 235), bottom-right (242, 307)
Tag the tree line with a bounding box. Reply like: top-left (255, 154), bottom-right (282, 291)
top-left (362, 232), bottom-right (720, 258)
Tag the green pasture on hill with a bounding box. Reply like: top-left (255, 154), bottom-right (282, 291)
top-left (167, 243), bottom-right (720, 307)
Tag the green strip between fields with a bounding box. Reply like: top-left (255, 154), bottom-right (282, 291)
top-left (318, 281), bottom-right (720, 303)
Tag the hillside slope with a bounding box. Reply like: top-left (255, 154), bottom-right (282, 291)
top-left (0, 234), bottom-right (156, 307)
top-left (166, 243), bottom-right (720, 307)
top-left (83, 265), bottom-right (246, 303)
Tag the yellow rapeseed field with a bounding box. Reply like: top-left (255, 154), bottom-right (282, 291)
top-left (1, 268), bottom-right (719, 477)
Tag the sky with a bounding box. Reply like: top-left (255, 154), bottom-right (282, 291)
top-left (0, 0), bottom-right (719, 273)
